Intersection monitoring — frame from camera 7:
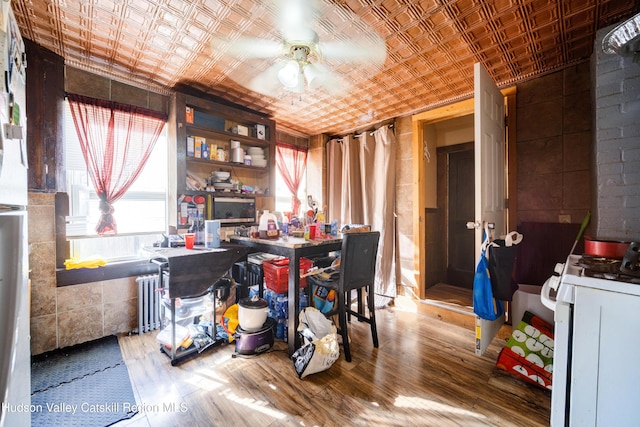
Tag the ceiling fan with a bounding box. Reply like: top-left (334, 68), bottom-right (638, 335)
top-left (210, 0), bottom-right (387, 97)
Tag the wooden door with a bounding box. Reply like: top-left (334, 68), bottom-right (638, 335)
top-left (473, 62), bottom-right (506, 356)
top-left (447, 148), bottom-right (475, 288)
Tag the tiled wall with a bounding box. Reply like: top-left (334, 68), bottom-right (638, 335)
top-left (29, 193), bottom-right (139, 355)
top-left (515, 61), bottom-right (592, 225)
top-left (593, 24), bottom-right (640, 240)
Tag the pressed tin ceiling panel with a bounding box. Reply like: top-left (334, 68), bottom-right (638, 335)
top-left (11, 0), bottom-right (640, 136)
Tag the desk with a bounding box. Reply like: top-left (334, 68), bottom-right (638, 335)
top-left (144, 244), bottom-right (249, 299)
top-left (230, 235), bottom-right (342, 355)
top-left (143, 244), bottom-right (249, 364)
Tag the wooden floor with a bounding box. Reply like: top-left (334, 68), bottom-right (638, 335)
top-left (115, 286), bottom-right (551, 427)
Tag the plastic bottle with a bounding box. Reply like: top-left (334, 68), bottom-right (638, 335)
top-left (259, 210), bottom-right (279, 238)
top-left (300, 290), bottom-right (308, 310)
top-left (195, 216), bottom-right (205, 245)
top-left (276, 318), bottom-right (284, 339)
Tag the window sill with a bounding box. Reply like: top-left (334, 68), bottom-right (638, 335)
top-left (56, 258), bottom-right (158, 287)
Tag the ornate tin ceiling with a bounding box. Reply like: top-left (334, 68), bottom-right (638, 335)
top-left (12, 0), bottom-right (640, 136)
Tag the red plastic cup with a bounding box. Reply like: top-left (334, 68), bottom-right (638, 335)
top-left (184, 233), bottom-right (195, 249)
top-left (308, 224), bottom-right (317, 240)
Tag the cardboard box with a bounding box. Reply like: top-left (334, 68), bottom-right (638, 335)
top-left (511, 284), bottom-right (554, 326)
top-left (194, 111), bottom-right (224, 130)
top-left (186, 136), bottom-right (194, 157)
top-left (186, 106), bottom-right (194, 124)
top-left (194, 136), bottom-right (203, 158)
top-left (255, 124), bottom-right (266, 140)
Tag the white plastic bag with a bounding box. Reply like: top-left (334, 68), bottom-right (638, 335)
top-left (291, 307), bottom-right (340, 378)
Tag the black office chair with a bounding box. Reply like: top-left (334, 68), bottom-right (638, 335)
top-left (310, 231), bottom-right (380, 362)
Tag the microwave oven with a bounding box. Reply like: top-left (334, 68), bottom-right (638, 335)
top-left (213, 196), bottom-right (256, 224)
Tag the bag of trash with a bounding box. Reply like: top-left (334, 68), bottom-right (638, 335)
top-left (291, 307), bottom-right (340, 378)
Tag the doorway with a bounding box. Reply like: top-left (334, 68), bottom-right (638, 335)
top-left (411, 87), bottom-right (516, 300)
top-left (442, 143), bottom-right (475, 288)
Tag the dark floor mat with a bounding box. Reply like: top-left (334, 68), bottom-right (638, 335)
top-left (31, 335), bottom-right (138, 426)
top-left (31, 335), bottom-right (125, 393)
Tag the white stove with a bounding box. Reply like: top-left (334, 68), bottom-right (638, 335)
top-left (542, 254), bottom-right (640, 427)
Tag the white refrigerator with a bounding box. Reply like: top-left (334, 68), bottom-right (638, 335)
top-left (0, 2), bottom-right (30, 427)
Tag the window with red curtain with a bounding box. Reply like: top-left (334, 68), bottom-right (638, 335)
top-left (275, 143), bottom-right (308, 216)
top-left (67, 94), bottom-right (167, 235)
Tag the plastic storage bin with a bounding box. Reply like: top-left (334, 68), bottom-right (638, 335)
top-left (511, 284), bottom-right (554, 326)
top-left (263, 257), bottom-right (313, 293)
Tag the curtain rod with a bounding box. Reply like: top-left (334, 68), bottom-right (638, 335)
top-left (329, 122), bottom-right (395, 143)
top-left (355, 123), bottom-right (394, 138)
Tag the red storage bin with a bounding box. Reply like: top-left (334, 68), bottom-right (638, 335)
top-left (263, 258), bottom-right (313, 293)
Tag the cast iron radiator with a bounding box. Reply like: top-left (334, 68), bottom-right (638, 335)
top-left (136, 274), bottom-right (162, 334)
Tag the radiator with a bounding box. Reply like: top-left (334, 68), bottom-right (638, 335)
top-left (136, 274), bottom-right (162, 334)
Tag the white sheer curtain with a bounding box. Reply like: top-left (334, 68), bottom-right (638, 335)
top-left (327, 126), bottom-right (397, 306)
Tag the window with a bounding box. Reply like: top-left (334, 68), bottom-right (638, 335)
top-left (64, 100), bottom-right (168, 262)
top-left (274, 143), bottom-right (307, 216)
top-left (275, 168), bottom-right (307, 214)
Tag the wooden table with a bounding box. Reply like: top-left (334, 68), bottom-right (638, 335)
top-left (230, 235), bottom-right (343, 355)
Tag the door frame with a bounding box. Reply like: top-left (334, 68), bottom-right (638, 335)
top-left (411, 87), bottom-right (517, 299)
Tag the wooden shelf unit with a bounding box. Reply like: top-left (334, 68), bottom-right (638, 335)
top-left (168, 92), bottom-right (276, 229)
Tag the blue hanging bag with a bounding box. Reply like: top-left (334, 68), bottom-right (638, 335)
top-left (473, 231), bottom-right (505, 321)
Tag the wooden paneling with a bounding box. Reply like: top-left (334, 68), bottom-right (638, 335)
top-left (25, 39), bottom-right (65, 193)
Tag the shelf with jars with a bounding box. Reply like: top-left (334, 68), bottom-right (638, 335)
top-left (169, 91), bottom-right (276, 230)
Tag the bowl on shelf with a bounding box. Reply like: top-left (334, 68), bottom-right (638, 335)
top-left (212, 171), bottom-right (230, 181)
top-left (247, 147), bottom-right (264, 156)
top-left (213, 182), bottom-right (233, 191)
top-left (253, 159), bottom-right (267, 168)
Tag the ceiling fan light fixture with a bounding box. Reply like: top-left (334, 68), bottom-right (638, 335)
top-left (303, 63), bottom-right (323, 89)
top-left (278, 60), bottom-right (300, 88)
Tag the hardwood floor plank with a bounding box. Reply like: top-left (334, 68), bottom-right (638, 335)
top-left (116, 306), bottom-right (550, 427)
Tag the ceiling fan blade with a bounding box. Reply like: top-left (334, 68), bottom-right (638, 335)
top-left (211, 36), bottom-right (284, 59)
top-left (244, 62), bottom-right (287, 96)
top-left (319, 38), bottom-right (387, 67)
top-left (305, 63), bottom-right (349, 95)
top-left (274, 0), bottom-right (320, 44)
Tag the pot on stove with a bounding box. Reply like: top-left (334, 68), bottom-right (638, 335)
top-left (584, 236), bottom-right (630, 259)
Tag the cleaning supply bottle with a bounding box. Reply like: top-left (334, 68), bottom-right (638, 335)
top-left (258, 210), bottom-right (279, 238)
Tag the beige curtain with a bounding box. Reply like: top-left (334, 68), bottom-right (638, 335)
top-left (327, 127), bottom-right (397, 306)
top-left (356, 127), bottom-right (396, 305)
top-left (326, 138), bottom-right (343, 223)
top-left (327, 135), bottom-right (363, 225)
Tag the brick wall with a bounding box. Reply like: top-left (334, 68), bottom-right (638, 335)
top-left (593, 24), bottom-right (640, 240)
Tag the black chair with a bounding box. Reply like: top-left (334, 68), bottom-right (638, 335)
top-left (310, 231), bottom-right (380, 362)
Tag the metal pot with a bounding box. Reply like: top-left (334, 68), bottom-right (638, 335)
top-left (212, 277), bottom-right (232, 302)
top-left (584, 236), bottom-right (630, 259)
top-left (238, 296), bottom-right (269, 332)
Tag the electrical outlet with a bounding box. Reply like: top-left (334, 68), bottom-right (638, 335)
top-left (559, 214), bottom-right (571, 223)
